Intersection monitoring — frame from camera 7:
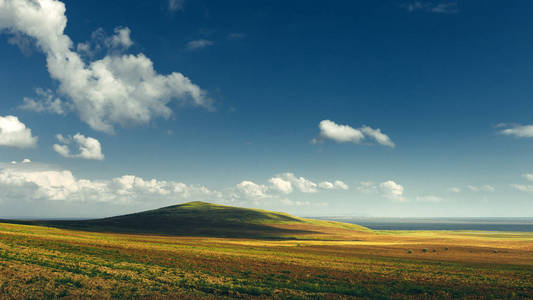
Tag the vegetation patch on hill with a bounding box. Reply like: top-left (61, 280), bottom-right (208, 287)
top-left (0, 201), bottom-right (370, 239)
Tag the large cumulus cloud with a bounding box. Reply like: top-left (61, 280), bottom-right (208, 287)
top-left (0, 0), bottom-right (211, 133)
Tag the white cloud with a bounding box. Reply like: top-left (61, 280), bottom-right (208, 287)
top-left (53, 144), bottom-right (69, 158)
top-left (416, 195), bottom-right (443, 202)
top-left (280, 173), bottom-right (318, 193)
top-left (227, 32), bottom-right (245, 40)
top-left (357, 180), bottom-right (406, 202)
top-left (318, 181), bottom-right (334, 189)
top-left (76, 27), bottom-right (132, 58)
top-left (280, 199), bottom-right (311, 207)
top-left (5, 158), bottom-right (33, 165)
top-left (510, 174), bottom-right (533, 193)
top-left (269, 177), bottom-right (293, 194)
top-left (20, 88), bottom-right (68, 115)
top-left (312, 120), bottom-right (394, 147)
top-left (498, 124), bottom-right (533, 138)
top-left (186, 39), bottom-right (214, 51)
top-left (511, 184), bottom-right (533, 193)
top-left (0, 162), bottom-right (350, 215)
top-left (467, 185), bottom-right (495, 192)
top-left (334, 180), bottom-right (349, 190)
top-left (0, 115), bottom-right (38, 148)
top-left (107, 27), bottom-right (132, 49)
top-left (452, 185), bottom-right (495, 193)
top-left (379, 180), bottom-right (406, 202)
top-left (0, 0), bottom-right (211, 133)
top-left (360, 126), bottom-right (395, 148)
top-left (235, 180), bottom-right (268, 199)
top-left (168, 0), bottom-right (184, 13)
top-left (523, 174), bottom-right (533, 182)
top-left (313, 120), bottom-right (364, 144)
top-left (430, 3), bottom-right (458, 13)
top-left (270, 174), bottom-right (348, 194)
top-left (0, 163), bottom-right (214, 204)
top-left (232, 174), bottom-right (347, 203)
top-left (53, 133), bottom-right (104, 160)
top-left (318, 180), bottom-right (349, 190)
top-left (357, 181), bottom-right (378, 194)
top-left (407, 1), bottom-right (458, 14)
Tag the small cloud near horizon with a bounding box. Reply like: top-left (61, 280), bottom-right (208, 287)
top-left (187, 39), bottom-right (214, 51)
top-left (497, 123), bottom-right (533, 138)
top-left (167, 0), bottom-right (184, 13)
top-left (467, 185), bottom-right (495, 192)
top-left (227, 33), bottom-right (245, 40)
top-left (406, 1), bottom-right (459, 14)
top-left (312, 120), bottom-right (395, 148)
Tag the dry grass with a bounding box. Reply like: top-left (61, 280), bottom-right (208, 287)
top-left (0, 222), bottom-right (532, 299)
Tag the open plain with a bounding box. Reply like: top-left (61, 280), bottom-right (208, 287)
top-left (0, 202), bottom-right (532, 299)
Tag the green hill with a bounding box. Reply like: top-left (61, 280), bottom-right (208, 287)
top-left (0, 201), bottom-right (370, 238)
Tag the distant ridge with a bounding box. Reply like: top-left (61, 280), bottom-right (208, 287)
top-left (0, 201), bottom-right (370, 239)
top-left (113, 201), bottom-right (304, 225)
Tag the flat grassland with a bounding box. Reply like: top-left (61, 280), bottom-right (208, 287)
top-left (0, 221), bottom-right (532, 299)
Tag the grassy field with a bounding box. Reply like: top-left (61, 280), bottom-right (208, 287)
top-left (0, 201), bottom-right (369, 238)
top-left (1, 220), bottom-right (532, 299)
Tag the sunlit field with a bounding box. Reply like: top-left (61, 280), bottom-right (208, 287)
top-left (2, 0), bottom-right (533, 299)
top-left (1, 221), bottom-right (532, 299)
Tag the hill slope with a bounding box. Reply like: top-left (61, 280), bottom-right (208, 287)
top-left (0, 201), bottom-right (370, 239)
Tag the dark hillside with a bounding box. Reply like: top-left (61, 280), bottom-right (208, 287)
top-left (0, 201), bottom-right (369, 238)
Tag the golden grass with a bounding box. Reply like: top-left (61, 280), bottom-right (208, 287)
top-left (0, 222), bottom-right (532, 299)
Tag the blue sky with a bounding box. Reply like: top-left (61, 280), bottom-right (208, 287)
top-left (0, 0), bottom-right (532, 218)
